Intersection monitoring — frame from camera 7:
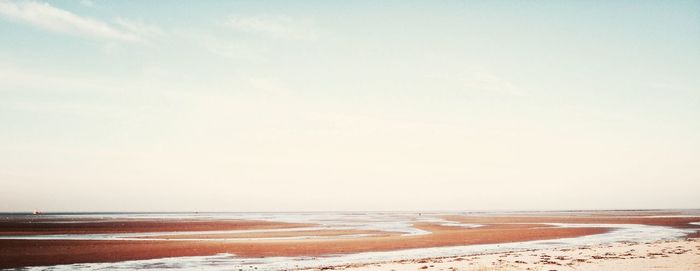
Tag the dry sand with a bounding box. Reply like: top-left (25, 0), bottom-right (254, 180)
top-left (303, 238), bottom-right (700, 271)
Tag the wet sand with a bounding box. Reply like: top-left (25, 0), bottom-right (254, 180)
top-left (137, 229), bottom-right (397, 239)
top-left (443, 214), bottom-right (700, 228)
top-left (0, 212), bottom-right (698, 269)
top-left (0, 222), bottom-right (606, 268)
top-left (0, 217), bottom-right (312, 235)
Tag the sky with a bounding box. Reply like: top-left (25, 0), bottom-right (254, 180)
top-left (0, 0), bottom-right (699, 212)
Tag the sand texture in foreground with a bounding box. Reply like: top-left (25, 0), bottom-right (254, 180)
top-left (303, 238), bottom-right (700, 271)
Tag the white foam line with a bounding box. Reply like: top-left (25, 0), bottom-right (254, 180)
top-left (1, 214), bottom-right (483, 240)
top-left (20, 223), bottom-right (696, 271)
top-left (0, 226), bottom-right (337, 240)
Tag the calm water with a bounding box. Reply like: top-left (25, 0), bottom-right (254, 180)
top-left (3, 211), bottom-right (699, 271)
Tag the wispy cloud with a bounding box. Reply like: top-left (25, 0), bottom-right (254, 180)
top-left (114, 17), bottom-right (165, 39)
top-left (0, 1), bottom-right (157, 43)
top-left (462, 72), bottom-right (524, 96)
top-left (177, 30), bottom-right (265, 60)
top-left (223, 15), bottom-right (317, 41)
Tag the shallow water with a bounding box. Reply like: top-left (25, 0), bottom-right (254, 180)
top-left (5, 212), bottom-right (698, 271)
top-left (0, 212), bottom-right (479, 241)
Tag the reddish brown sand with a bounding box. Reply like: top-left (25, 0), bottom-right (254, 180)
top-left (0, 218), bottom-right (312, 235)
top-left (688, 230), bottom-right (700, 238)
top-left (443, 215), bottom-right (700, 228)
top-left (138, 229), bottom-right (398, 239)
top-left (0, 222), bottom-right (606, 268)
top-left (0, 214), bottom-right (697, 269)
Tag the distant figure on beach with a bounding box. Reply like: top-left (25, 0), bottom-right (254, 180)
top-left (32, 209), bottom-right (41, 215)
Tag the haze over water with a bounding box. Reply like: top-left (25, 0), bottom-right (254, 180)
top-left (1, 0), bottom-right (699, 212)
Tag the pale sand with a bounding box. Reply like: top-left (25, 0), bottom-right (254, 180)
top-left (302, 238), bottom-right (700, 271)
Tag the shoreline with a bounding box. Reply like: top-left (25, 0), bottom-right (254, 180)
top-left (1, 211), bottom-right (698, 269)
top-left (300, 238), bottom-right (700, 271)
top-left (0, 224), bottom-right (608, 268)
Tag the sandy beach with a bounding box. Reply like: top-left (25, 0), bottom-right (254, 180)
top-left (1, 211), bottom-right (699, 270)
top-left (0, 219), bottom-right (606, 268)
top-left (302, 238), bottom-right (700, 271)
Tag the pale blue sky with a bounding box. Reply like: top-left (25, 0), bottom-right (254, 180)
top-left (1, 0), bottom-right (699, 211)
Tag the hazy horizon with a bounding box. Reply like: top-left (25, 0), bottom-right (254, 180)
top-left (1, 0), bottom-right (699, 212)
top-left (4, 207), bottom-right (700, 214)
